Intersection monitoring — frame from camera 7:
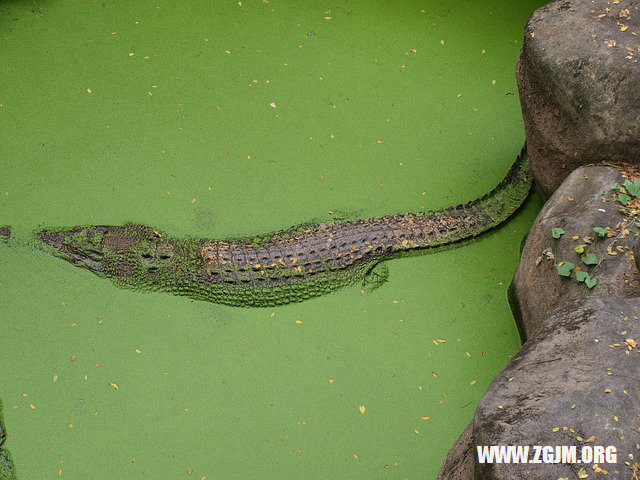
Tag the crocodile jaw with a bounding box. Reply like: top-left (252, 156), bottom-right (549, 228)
top-left (39, 227), bottom-right (104, 273)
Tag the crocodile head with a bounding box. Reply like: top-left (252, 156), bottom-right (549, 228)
top-left (39, 224), bottom-right (179, 282)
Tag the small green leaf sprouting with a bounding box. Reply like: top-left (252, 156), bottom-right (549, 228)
top-left (592, 227), bottom-right (607, 238)
top-left (555, 262), bottom-right (575, 277)
top-left (576, 271), bottom-right (589, 283)
top-left (624, 179), bottom-right (640, 198)
top-left (618, 193), bottom-right (631, 204)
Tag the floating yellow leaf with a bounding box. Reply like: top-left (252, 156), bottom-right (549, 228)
top-left (358, 405), bottom-right (366, 414)
top-left (421, 416), bottom-right (430, 421)
top-left (109, 382), bottom-right (120, 390)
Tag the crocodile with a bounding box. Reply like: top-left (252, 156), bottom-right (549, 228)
top-left (36, 145), bottom-right (531, 307)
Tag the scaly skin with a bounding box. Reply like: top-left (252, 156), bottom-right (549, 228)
top-left (37, 145), bottom-right (531, 307)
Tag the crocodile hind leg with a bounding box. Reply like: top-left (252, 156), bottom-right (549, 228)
top-left (361, 262), bottom-right (389, 293)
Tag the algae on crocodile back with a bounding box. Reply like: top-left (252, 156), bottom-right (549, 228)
top-left (0, 401), bottom-right (17, 480)
top-left (37, 145), bottom-right (531, 307)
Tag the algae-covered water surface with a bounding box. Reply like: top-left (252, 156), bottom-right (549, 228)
top-left (1, 1), bottom-right (545, 478)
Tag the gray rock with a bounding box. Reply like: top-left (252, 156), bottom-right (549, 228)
top-left (473, 297), bottom-right (640, 479)
top-left (436, 423), bottom-right (474, 480)
top-left (510, 165), bottom-right (640, 339)
top-left (0, 401), bottom-right (15, 480)
top-left (517, 0), bottom-right (640, 200)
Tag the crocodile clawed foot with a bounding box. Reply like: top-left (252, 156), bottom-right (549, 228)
top-left (361, 262), bottom-right (389, 293)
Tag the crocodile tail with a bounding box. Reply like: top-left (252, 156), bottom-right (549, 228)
top-left (424, 143), bottom-right (532, 243)
top-left (477, 142), bottom-right (531, 219)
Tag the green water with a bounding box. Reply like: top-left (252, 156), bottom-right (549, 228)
top-left (1, 1), bottom-right (545, 478)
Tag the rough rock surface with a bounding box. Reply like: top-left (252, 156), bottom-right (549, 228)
top-left (0, 401), bottom-right (16, 480)
top-left (436, 423), bottom-right (474, 480)
top-left (517, 0), bottom-right (640, 200)
top-left (473, 297), bottom-right (640, 479)
top-left (510, 165), bottom-right (640, 339)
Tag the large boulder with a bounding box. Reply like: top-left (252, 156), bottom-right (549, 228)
top-left (509, 164), bottom-right (640, 339)
top-left (473, 297), bottom-right (640, 479)
top-left (517, 0), bottom-right (640, 200)
top-left (0, 401), bottom-right (16, 480)
top-left (436, 423), bottom-right (474, 480)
